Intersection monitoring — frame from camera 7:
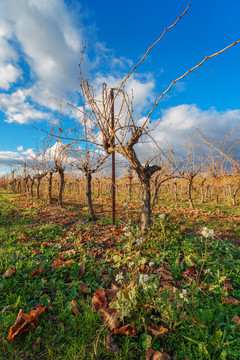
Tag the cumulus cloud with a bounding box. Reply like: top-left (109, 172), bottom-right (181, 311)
top-left (0, 150), bottom-right (26, 167)
top-left (0, 147), bottom-right (44, 169)
top-left (0, 0), bottom-right (84, 94)
top-left (93, 73), bottom-right (155, 114)
top-left (152, 104), bottom-right (240, 147)
top-left (0, 0), bottom-right (88, 120)
top-left (0, 64), bottom-right (22, 90)
top-left (0, 20), bottom-right (21, 89)
top-left (92, 42), bottom-right (134, 73)
top-left (0, 0), bottom-right (153, 124)
top-left (0, 89), bottom-right (50, 124)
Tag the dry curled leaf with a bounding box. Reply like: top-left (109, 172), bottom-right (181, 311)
top-left (59, 249), bottom-right (76, 257)
top-left (32, 337), bottom-right (41, 349)
top-left (51, 258), bottom-right (74, 269)
top-left (100, 274), bottom-right (111, 283)
top-left (70, 300), bottom-right (79, 315)
top-left (65, 259), bottom-right (74, 266)
top-left (155, 267), bottom-right (173, 281)
top-left (31, 268), bottom-right (44, 276)
top-left (101, 308), bottom-right (121, 330)
top-left (78, 262), bottom-right (85, 277)
top-left (223, 297), bottom-right (240, 305)
top-left (4, 268), bottom-right (16, 277)
top-left (51, 258), bottom-right (65, 269)
top-left (79, 282), bottom-right (90, 293)
top-left (180, 226), bottom-right (187, 233)
top-left (146, 348), bottom-right (171, 360)
top-left (182, 267), bottom-right (198, 282)
top-left (92, 289), bottom-right (107, 312)
top-left (148, 324), bottom-right (168, 336)
top-left (106, 335), bottom-right (120, 355)
top-left (188, 316), bottom-right (206, 328)
top-left (160, 283), bottom-right (176, 300)
top-left (146, 348), bottom-right (155, 360)
top-left (231, 315), bottom-right (240, 330)
top-left (112, 323), bottom-right (137, 336)
top-left (106, 283), bottom-right (119, 299)
top-left (30, 250), bottom-right (40, 255)
top-left (8, 306), bottom-right (45, 342)
top-left (152, 351), bottom-right (171, 360)
top-left (224, 278), bottom-right (233, 292)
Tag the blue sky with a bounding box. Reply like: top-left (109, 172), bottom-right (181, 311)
top-left (0, 0), bottom-right (240, 174)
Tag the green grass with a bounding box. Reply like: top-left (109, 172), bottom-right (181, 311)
top-left (0, 190), bottom-right (240, 359)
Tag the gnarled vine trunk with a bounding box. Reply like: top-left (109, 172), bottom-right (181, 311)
top-left (85, 172), bottom-right (97, 221)
top-left (141, 177), bottom-right (151, 232)
top-left (36, 177), bottom-right (41, 199)
top-left (232, 185), bottom-right (240, 205)
top-left (58, 168), bottom-right (65, 207)
top-left (48, 170), bottom-right (53, 204)
top-left (187, 176), bottom-right (194, 210)
top-left (30, 178), bottom-right (34, 197)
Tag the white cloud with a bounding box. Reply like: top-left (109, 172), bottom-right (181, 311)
top-left (0, 19), bottom-right (21, 89)
top-left (0, 147), bottom-right (40, 169)
top-left (0, 89), bottom-right (50, 124)
top-left (93, 42), bottom-right (133, 72)
top-left (0, 0), bottom-right (84, 95)
top-left (0, 36), bottom-right (17, 62)
top-left (146, 105), bottom-right (240, 155)
top-left (0, 150), bottom-right (26, 167)
top-left (0, 64), bottom-right (22, 90)
top-left (0, 0), bottom-right (87, 118)
top-left (93, 73), bottom-right (155, 114)
top-left (0, 0), bottom-right (167, 131)
top-left (0, 0), bottom-right (156, 124)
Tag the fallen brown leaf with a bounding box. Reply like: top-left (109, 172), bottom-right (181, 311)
top-left (4, 268), bottom-right (16, 277)
top-left (146, 348), bottom-right (171, 360)
top-left (106, 335), bottom-right (120, 355)
top-left (146, 348), bottom-right (155, 360)
top-left (32, 337), bottom-right (41, 349)
top-left (152, 350), bottom-right (171, 360)
top-left (79, 282), bottom-right (90, 293)
top-left (51, 258), bottom-right (74, 269)
top-left (100, 274), bottom-right (111, 282)
top-left (92, 289), bottom-right (107, 312)
top-left (70, 300), bottom-right (79, 315)
top-left (155, 267), bottom-right (173, 281)
top-left (187, 316), bottom-right (206, 328)
top-left (231, 315), bottom-right (240, 330)
top-left (78, 262), bottom-right (85, 277)
top-left (101, 308), bottom-right (121, 330)
top-left (224, 278), bottom-right (233, 292)
top-left (51, 258), bottom-right (65, 269)
top-left (8, 306), bottom-right (45, 342)
top-left (182, 267), bottom-right (198, 282)
top-left (223, 297), bottom-right (240, 305)
top-left (31, 268), bottom-right (44, 276)
top-left (65, 259), bottom-right (74, 265)
top-left (112, 323), bottom-right (137, 336)
top-left (59, 249), bottom-right (76, 257)
top-left (148, 324), bottom-right (168, 336)
top-left (30, 250), bottom-right (41, 255)
top-left (106, 283), bottom-right (119, 299)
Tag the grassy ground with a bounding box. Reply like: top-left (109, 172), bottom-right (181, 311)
top-left (0, 190), bottom-right (240, 359)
